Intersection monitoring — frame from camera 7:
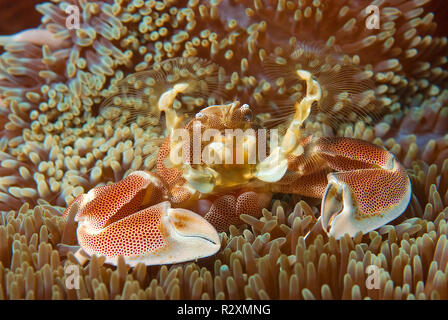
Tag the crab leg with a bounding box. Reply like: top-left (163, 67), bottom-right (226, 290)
top-left (202, 191), bottom-right (272, 232)
top-left (63, 171), bottom-right (220, 266)
top-left (271, 171), bottom-right (329, 198)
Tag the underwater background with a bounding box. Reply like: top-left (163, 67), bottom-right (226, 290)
top-left (0, 0), bottom-right (447, 300)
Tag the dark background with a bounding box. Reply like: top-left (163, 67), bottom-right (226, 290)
top-left (0, 0), bottom-right (45, 35)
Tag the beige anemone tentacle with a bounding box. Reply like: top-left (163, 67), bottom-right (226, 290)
top-left (0, 28), bottom-right (69, 49)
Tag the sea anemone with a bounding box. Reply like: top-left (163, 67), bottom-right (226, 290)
top-left (0, 0), bottom-right (447, 300)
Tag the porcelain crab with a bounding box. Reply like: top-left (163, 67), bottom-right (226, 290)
top-left (63, 68), bottom-right (412, 267)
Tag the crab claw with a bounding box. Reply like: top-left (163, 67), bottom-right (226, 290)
top-left (64, 171), bottom-right (167, 228)
top-left (321, 156), bottom-right (411, 239)
top-left (77, 201), bottom-right (220, 267)
top-left (64, 171), bottom-right (220, 266)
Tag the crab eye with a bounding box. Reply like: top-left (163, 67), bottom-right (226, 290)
top-left (241, 108), bottom-right (252, 122)
top-left (244, 114), bottom-right (252, 122)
